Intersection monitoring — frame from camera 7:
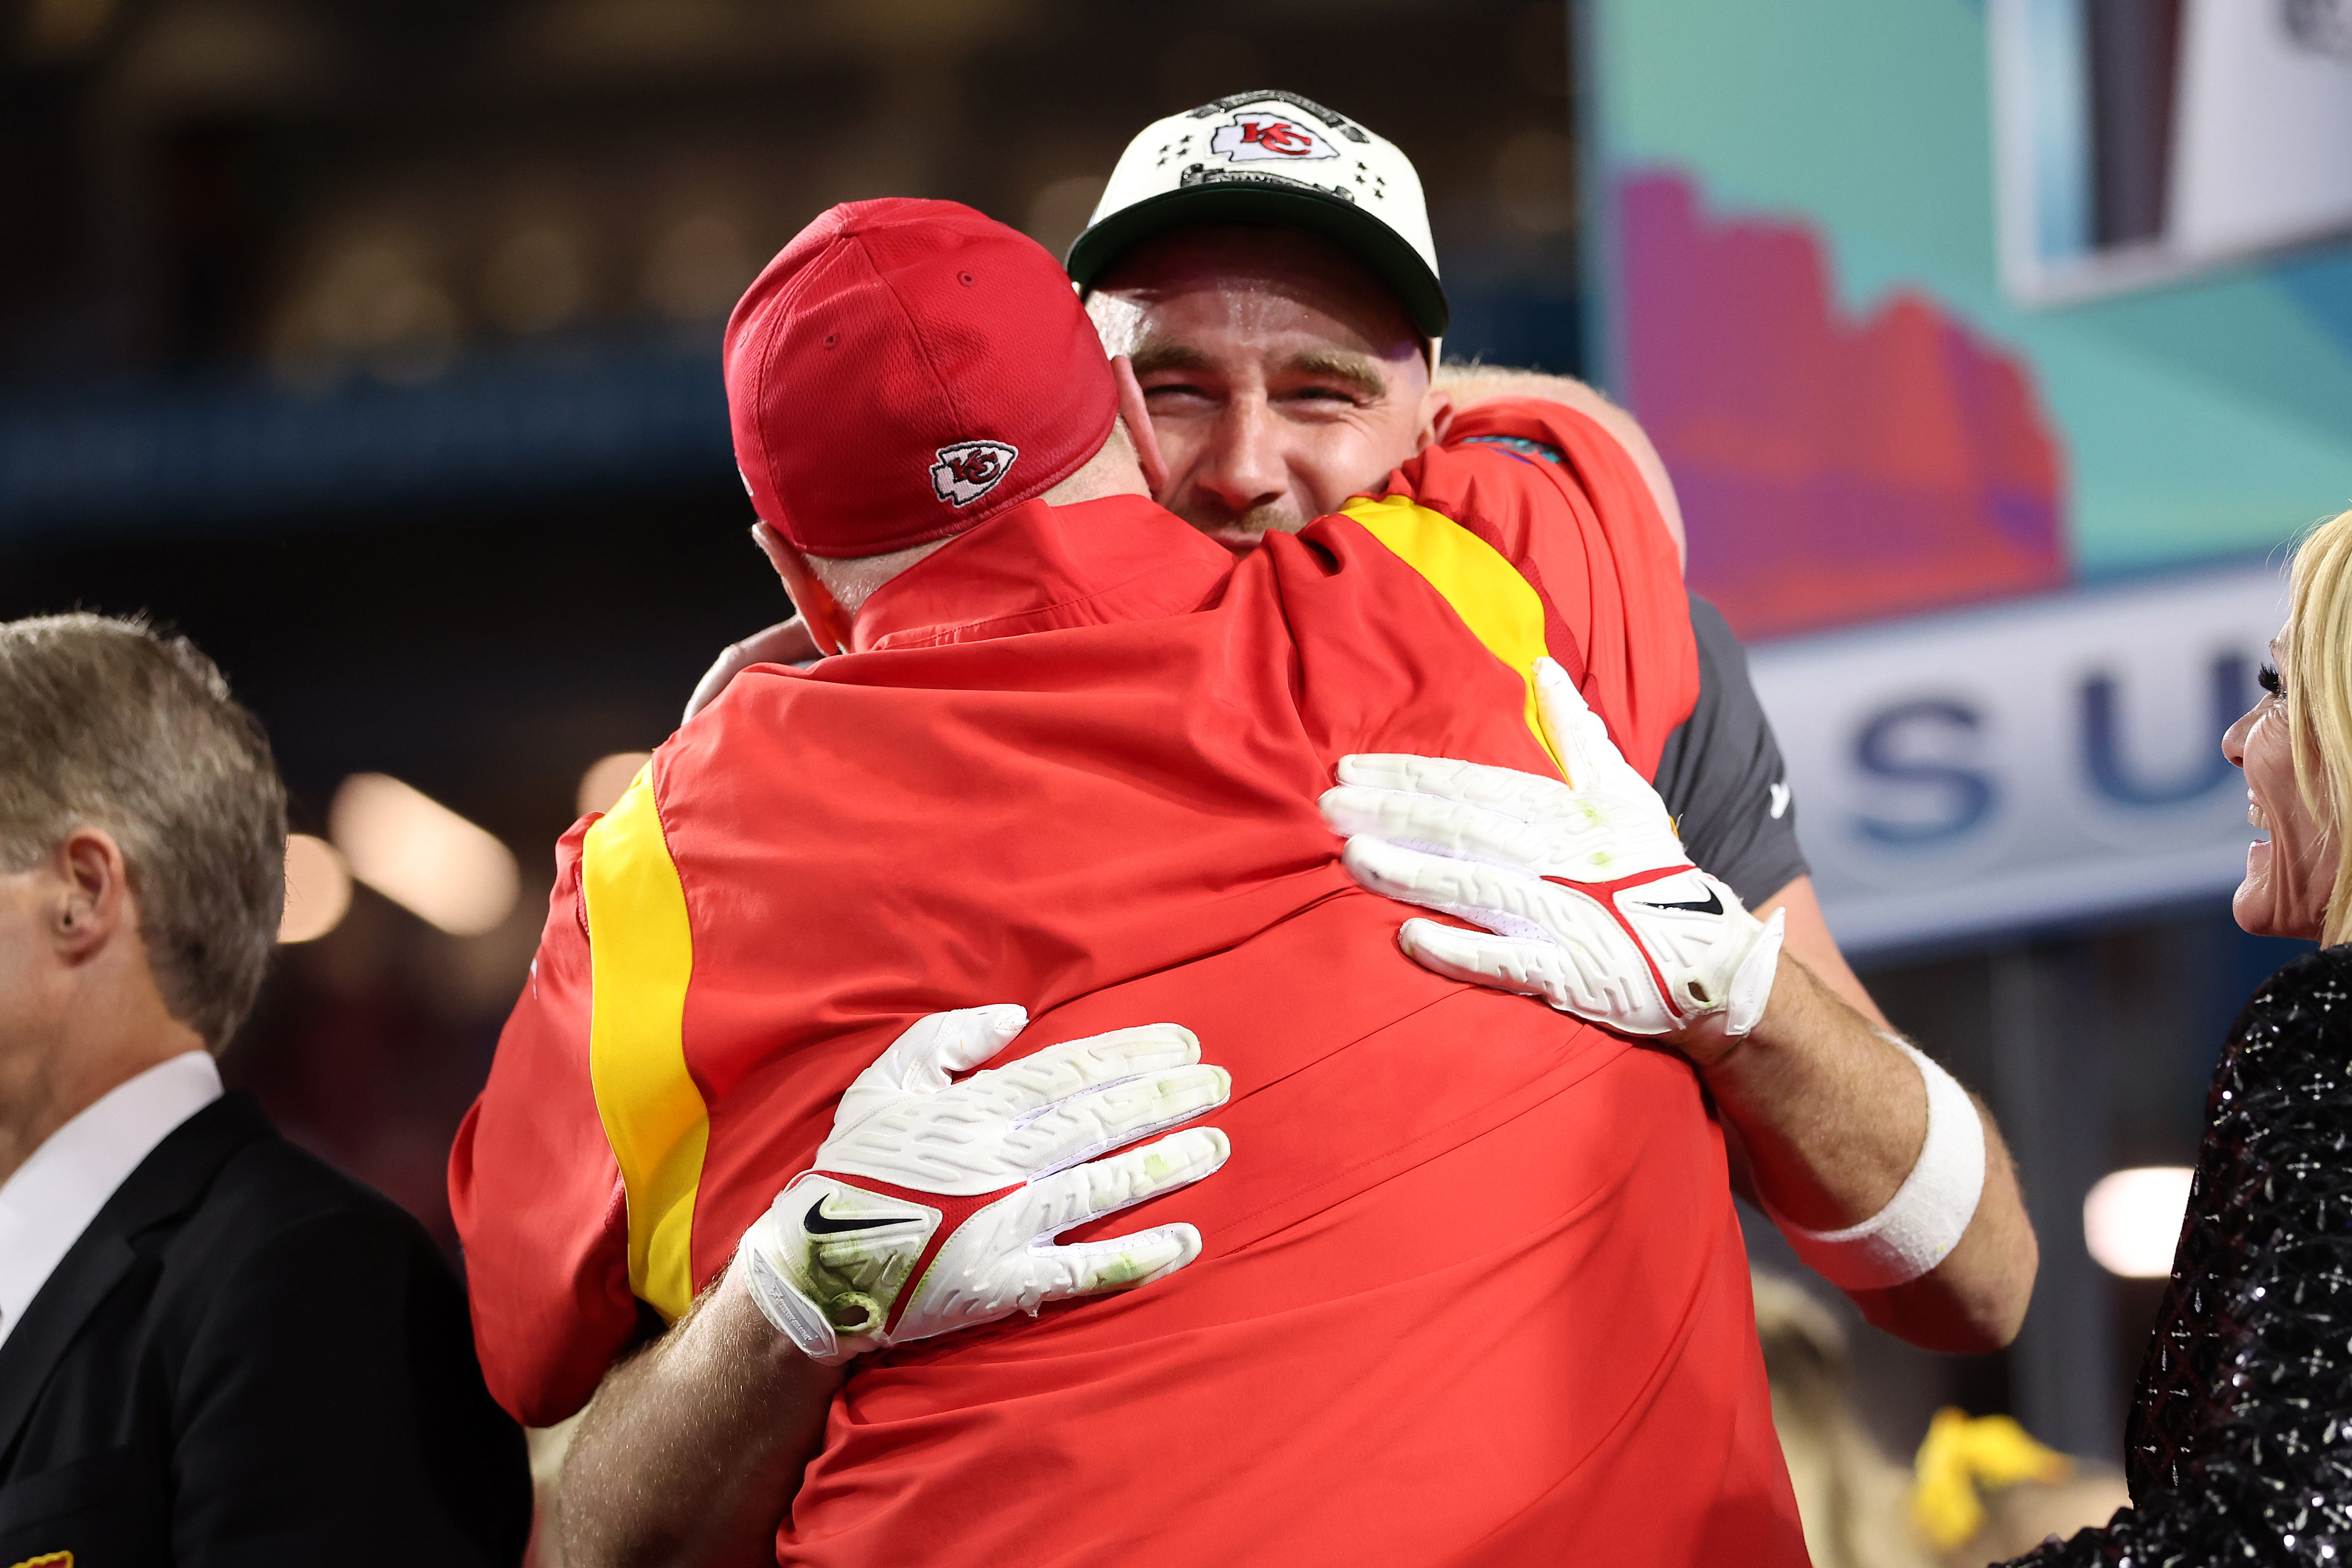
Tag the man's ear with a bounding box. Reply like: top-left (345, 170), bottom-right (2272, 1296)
top-left (751, 523), bottom-right (854, 656)
top-left (51, 826), bottom-right (129, 962)
top-left (1418, 383), bottom-right (1456, 454)
top-left (1108, 356), bottom-right (1169, 500)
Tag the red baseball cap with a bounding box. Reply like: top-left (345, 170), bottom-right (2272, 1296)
top-left (724, 198), bottom-right (1118, 558)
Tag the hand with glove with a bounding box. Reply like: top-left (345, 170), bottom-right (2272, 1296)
top-left (1318, 655), bottom-right (1784, 1056)
top-left (733, 1004), bottom-right (1232, 1364)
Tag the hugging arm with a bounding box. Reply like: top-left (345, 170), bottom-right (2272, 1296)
top-left (550, 1006), bottom-right (1231, 1568)
top-left (554, 1281), bottom-right (843, 1568)
top-left (1706, 950), bottom-right (2036, 1352)
top-left (1325, 660), bottom-right (2036, 1352)
top-left (1396, 387), bottom-right (2031, 1343)
top-left (1664, 616), bottom-right (2035, 1344)
top-left (1435, 382), bottom-right (1892, 1037)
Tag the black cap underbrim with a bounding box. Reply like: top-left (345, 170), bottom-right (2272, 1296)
top-left (1066, 180), bottom-right (1449, 339)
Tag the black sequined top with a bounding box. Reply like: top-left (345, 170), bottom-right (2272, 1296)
top-left (2006, 945), bottom-right (2352, 1566)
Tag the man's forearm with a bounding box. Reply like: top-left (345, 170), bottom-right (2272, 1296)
top-left (1701, 954), bottom-right (2037, 1352)
top-left (556, 1269), bottom-right (843, 1568)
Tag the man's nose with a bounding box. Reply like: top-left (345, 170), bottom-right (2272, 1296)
top-left (1190, 402), bottom-right (1289, 517)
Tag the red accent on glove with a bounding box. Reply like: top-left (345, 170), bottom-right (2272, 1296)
top-left (1538, 864), bottom-right (1701, 1022)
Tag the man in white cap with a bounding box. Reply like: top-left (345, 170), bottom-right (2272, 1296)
top-left (1073, 89), bottom-right (2036, 1351)
top-left (697, 91), bottom-right (2037, 1362)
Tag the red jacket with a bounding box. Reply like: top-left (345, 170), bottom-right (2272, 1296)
top-left (451, 402), bottom-right (1805, 1566)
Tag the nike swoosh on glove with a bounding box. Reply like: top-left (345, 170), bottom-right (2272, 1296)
top-left (734, 1004), bottom-right (1231, 1364)
top-left (1318, 656), bottom-right (1783, 1040)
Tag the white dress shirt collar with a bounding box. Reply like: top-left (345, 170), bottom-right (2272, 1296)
top-left (0, 1050), bottom-right (223, 1351)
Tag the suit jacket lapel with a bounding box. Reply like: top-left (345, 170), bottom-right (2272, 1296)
top-left (0, 1092), bottom-right (270, 1463)
top-left (0, 1229), bottom-right (138, 1464)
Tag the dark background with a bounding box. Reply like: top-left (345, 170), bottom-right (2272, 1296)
top-left (0, 0), bottom-right (1585, 1242)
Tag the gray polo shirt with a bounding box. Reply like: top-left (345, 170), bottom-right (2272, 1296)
top-left (1652, 591), bottom-right (1810, 907)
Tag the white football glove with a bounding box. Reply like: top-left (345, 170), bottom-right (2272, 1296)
top-left (1319, 656), bottom-right (1783, 1041)
top-left (733, 1005), bottom-right (1231, 1365)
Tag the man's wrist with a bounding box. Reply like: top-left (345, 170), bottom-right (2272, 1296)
top-left (1694, 957), bottom-right (1946, 1233)
top-left (1664, 915), bottom-right (1786, 1068)
top-left (1689, 950), bottom-right (1829, 1091)
top-left (733, 1246), bottom-right (852, 1363)
top-left (711, 1268), bottom-right (856, 1393)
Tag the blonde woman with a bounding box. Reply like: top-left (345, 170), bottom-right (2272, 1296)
top-left (2007, 508), bottom-right (2352, 1566)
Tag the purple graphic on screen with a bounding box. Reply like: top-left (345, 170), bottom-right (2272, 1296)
top-left (1619, 171), bottom-right (2072, 640)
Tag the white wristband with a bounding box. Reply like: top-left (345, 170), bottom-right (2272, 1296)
top-left (1771, 1037), bottom-right (1985, 1290)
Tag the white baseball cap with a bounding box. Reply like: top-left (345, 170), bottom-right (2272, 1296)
top-left (1066, 91), bottom-right (1448, 339)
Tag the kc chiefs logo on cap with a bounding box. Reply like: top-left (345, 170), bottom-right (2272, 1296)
top-left (930, 440), bottom-right (1018, 506)
top-left (1210, 111), bottom-right (1337, 163)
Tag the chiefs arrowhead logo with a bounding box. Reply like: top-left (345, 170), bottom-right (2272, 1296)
top-left (1210, 112), bottom-right (1337, 163)
top-left (930, 440), bottom-right (1017, 506)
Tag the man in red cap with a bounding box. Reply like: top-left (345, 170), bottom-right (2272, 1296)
top-left (455, 197), bottom-right (1953, 1566)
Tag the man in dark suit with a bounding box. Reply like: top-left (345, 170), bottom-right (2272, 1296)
top-left (0, 613), bottom-right (530, 1566)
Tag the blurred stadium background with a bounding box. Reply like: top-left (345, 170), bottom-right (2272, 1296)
top-left (0, 0), bottom-right (1585, 1240)
top-left (5, 0), bottom-right (2349, 1488)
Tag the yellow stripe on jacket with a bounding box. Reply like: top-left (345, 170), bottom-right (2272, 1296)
top-left (1340, 494), bottom-right (1568, 777)
top-left (582, 764), bottom-right (706, 1323)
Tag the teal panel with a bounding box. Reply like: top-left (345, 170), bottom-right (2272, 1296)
top-left (1592, 0), bottom-right (2352, 597)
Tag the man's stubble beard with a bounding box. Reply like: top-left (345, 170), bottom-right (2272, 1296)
top-left (1172, 500), bottom-right (1311, 557)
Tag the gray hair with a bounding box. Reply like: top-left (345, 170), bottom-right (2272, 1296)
top-left (0, 614), bottom-right (286, 1049)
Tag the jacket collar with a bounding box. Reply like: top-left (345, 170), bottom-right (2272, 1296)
top-left (851, 493), bottom-right (1234, 653)
top-left (0, 1092), bottom-right (272, 1462)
